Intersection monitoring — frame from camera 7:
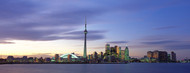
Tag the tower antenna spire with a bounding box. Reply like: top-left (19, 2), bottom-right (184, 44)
top-left (85, 16), bottom-right (87, 30)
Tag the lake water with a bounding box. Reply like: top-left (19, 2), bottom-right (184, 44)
top-left (0, 63), bottom-right (189, 73)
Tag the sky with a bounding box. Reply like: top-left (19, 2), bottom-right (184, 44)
top-left (0, 0), bottom-right (190, 60)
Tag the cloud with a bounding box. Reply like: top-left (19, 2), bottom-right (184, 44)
top-left (164, 44), bottom-right (190, 50)
top-left (60, 30), bottom-right (106, 40)
top-left (107, 41), bottom-right (128, 44)
top-left (88, 47), bottom-right (104, 49)
top-left (0, 0), bottom-right (188, 43)
top-left (137, 36), bottom-right (190, 50)
top-left (153, 26), bottom-right (178, 30)
top-left (0, 41), bottom-right (15, 44)
top-left (0, 0), bottom-right (107, 42)
top-left (142, 40), bottom-right (178, 45)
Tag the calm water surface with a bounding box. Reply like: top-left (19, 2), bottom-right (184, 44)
top-left (0, 63), bottom-right (189, 73)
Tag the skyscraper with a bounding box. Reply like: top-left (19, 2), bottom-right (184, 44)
top-left (68, 54), bottom-right (72, 62)
top-left (116, 46), bottom-right (120, 55)
top-left (55, 54), bottom-right (59, 62)
top-left (147, 51), bottom-right (153, 58)
top-left (119, 47), bottom-right (121, 58)
top-left (121, 50), bottom-right (125, 60)
top-left (152, 50), bottom-right (168, 62)
top-left (125, 46), bottom-right (130, 61)
top-left (171, 51), bottom-right (176, 62)
top-left (83, 17), bottom-right (88, 58)
top-left (105, 44), bottom-right (110, 52)
top-left (93, 51), bottom-right (98, 61)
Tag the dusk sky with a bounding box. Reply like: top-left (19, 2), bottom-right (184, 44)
top-left (0, 0), bottom-right (190, 60)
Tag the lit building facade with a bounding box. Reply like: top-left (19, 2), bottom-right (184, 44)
top-left (121, 50), bottom-right (125, 60)
top-left (116, 46), bottom-right (120, 55)
top-left (148, 50), bottom-right (168, 62)
top-left (124, 46), bottom-right (130, 61)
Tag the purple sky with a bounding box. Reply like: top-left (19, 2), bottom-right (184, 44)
top-left (0, 0), bottom-right (190, 60)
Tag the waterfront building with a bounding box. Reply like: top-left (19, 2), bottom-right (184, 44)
top-left (121, 50), bottom-right (125, 60)
top-left (125, 46), bottom-right (130, 61)
top-left (28, 57), bottom-right (34, 62)
top-left (68, 54), bottom-right (72, 62)
top-left (147, 51), bottom-right (153, 58)
top-left (55, 54), bottom-right (59, 62)
top-left (111, 47), bottom-right (116, 54)
top-left (93, 51), bottom-right (98, 62)
top-left (88, 55), bottom-right (91, 60)
top-left (60, 53), bottom-right (79, 62)
top-left (38, 57), bottom-right (44, 63)
top-left (14, 58), bottom-right (22, 62)
top-left (0, 59), bottom-right (6, 63)
top-left (116, 46), bottom-right (120, 55)
top-left (90, 54), bottom-right (93, 61)
top-left (147, 50), bottom-right (168, 62)
top-left (105, 44), bottom-right (110, 52)
top-left (45, 58), bottom-right (51, 62)
top-left (22, 56), bottom-right (28, 62)
top-left (100, 52), bottom-right (104, 59)
top-left (7, 56), bottom-right (14, 62)
top-left (119, 47), bottom-right (121, 58)
top-left (158, 51), bottom-right (168, 62)
top-left (171, 51), bottom-right (176, 62)
top-left (34, 57), bottom-right (39, 63)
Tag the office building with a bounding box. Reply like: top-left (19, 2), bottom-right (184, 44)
top-left (68, 54), bottom-right (72, 62)
top-left (55, 54), bottom-right (59, 62)
top-left (121, 50), bottom-right (125, 60)
top-left (147, 51), bottom-right (153, 58)
top-left (125, 46), bottom-right (130, 61)
top-left (149, 50), bottom-right (168, 62)
top-left (105, 44), bottom-right (110, 51)
top-left (171, 51), bottom-right (176, 62)
top-left (7, 56), bottom-right (14, 62)
top-left (116, 46), bottom-right (120, 55)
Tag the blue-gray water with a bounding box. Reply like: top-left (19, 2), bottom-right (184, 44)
top-left (0, 63), bottom-right (189, 73)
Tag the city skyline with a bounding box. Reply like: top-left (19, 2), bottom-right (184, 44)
top-left (0, 0), bottom-right (190, 60)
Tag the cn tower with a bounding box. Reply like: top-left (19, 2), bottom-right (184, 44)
top-left (83, 17), bottom-right (88, 58)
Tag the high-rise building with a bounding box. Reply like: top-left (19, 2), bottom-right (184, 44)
top-left (7, 56), bottom-right (14, 62)
top-left (119, 47), bottom-right (121, 58)
top-left (22, 56), bottom-right (28, 62)
top-left (83, 17), bottom-right (88, 58)
top-left (93, 51), bottom-right (98, 60)
top-left (121, 50), bottom-right (125, 60)
top-left (55, 54), bottom-right (59, 62)
top-left (171, 51), bottom-right (176, 62)
top-left (168, 54), bottom-right (171, 61)
top-left (125, 46), bottom-right (130, 61)
top-left (90, 54), bottom-right (93, 60)
top-left (68, 54), bottom-right (72, 62)
top-left (159, 51), bottom-right (168, 62)
top-left (88, 55), bottom-right (91, 60)
top-left (105, 44), bottom-right (110, 52)
top-left (116, 46), bottom-right (120, 55)
top-left (152, 50), bottom-right (168, 62)
top-left (147, 51), bottom-right (153, 58)
top-left (111, 47), bottom-right (116, 54)
top-left (100, 52), bottom-right (104, 59)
